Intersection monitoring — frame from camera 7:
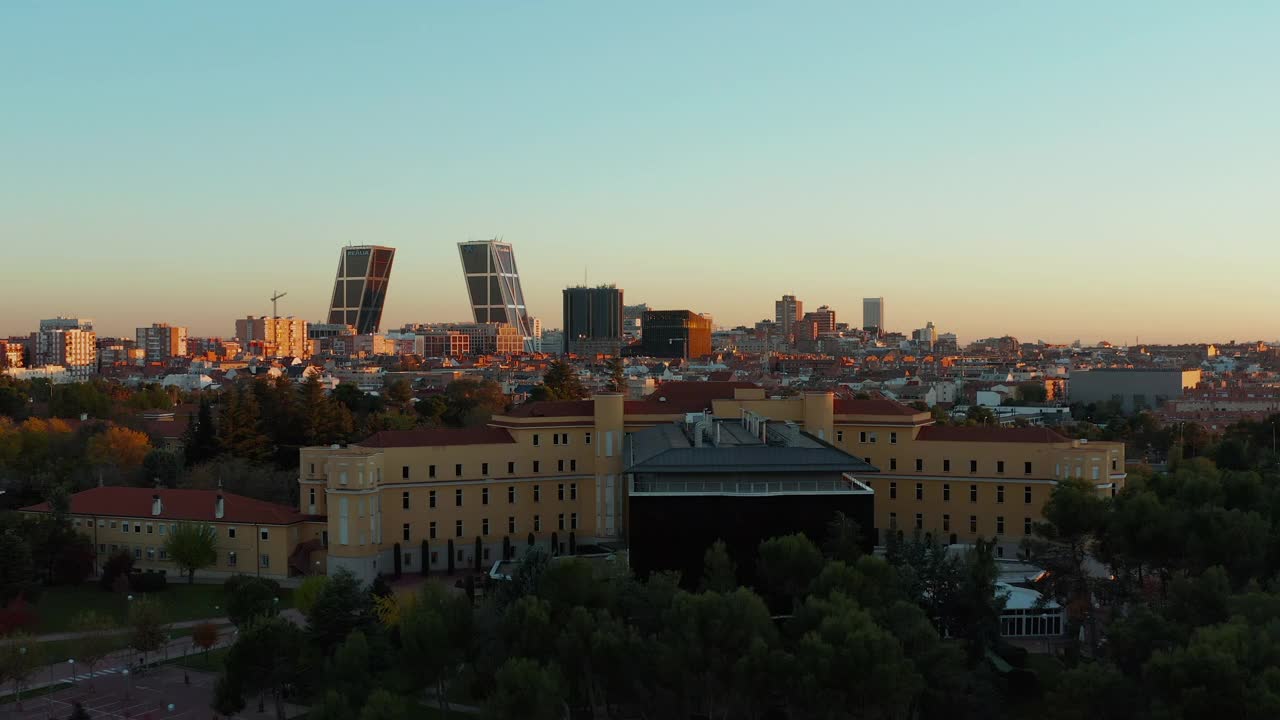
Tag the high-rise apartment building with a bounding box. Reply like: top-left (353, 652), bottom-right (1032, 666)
top-left (622, 303), bottom-right (649, 338)
top-left (327, 245), bottom-right (396, 334)
top-left (235, 316), bottom-right (310, 358)
top-left (562, 286), bottom-right (624, 356)
top-left (640, 310), bottom-right (712, 359)
top-left (458, 239), bottom-right (533, 351)
top-left (0, 339), bottom-right (26, 370)
top-left (775, 295), bottom-right (803, 338)
top-left (135, 323), bottom-right (188, 362)
top-left (863, 297), bottom-right (885, 333)
top-left (32, 318), bottom-right (96, 381)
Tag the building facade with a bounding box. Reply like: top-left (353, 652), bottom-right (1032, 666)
top-left (640, 310), bottom-right (713, 359)
top-left (327, 245), bottom-right (396, 334)
top-left (863, 297), bottom-right (885, 333)
top-left (458, 239), bottom-right (533, 350)
top-left (1069, 368), bottom-right (1202, 413)
top-left (235, 316), bottom-right (310, 358)
top-left (33, 318), bottom-right (96, 381)
top-left (563, 285), bottom-right (624, 356)
top-left (136, 323), bottom-right (189, 362)
top-left (774, 295), bottom-right (803, 339)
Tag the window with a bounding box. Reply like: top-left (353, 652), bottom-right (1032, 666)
top-left (916, 459), bottom-right (923, 472)
top-left (260, 529), bottom-right (269, 541)
top-left (943, 459), bottom-right (951, 472)
top-left (533, 434), bottom-right (541, 446)
top-left (159, 548), bottom-right (168, 560)
top-left (456, 549), bottom-right (465, 562)
top-left (508, 516), bottom-right (516, 534)
top-left (890, 432), bottom-right (898, 445)
top-left (570, 483), bottom-right (578, 500)
top-left (256, 553), bottom-right (268, 568)
top-left (915, 483), bottom-right (923, 501)
top-left (228, 527), bottom-right (237, 539)
top-left (889, 482), bottom-right (897, 499)
top-left (455, 463), bottom-right (463, 477)
top-left (430, 551), bottom-right (439, 565)
top-left (146, 523), bottom-right (153, 535)
top-left (869, 432), bottom-right (878, 444)
top-left (402, 466), bottom-right (409, 479)
top-left (404, 553), bottom-right (413, 567)
top-left (996, 517), bottom-right (1005, 535)
top-left (429, 464), bottom-right (436, 478)
top-left (123, 522), bottom-right (131, 533)
top-left (455, 520), bottom-right (463, 538)
top-left (402, 523), bottom-right (411, 541)
top-left (570, 459), bottom-right (577, 472)
top-left (429, 521), bottom-right (437, 540)
top-left (585, 431), bottom-right (593, 445)
top-left (553, 433), bottom-right (560, 445)
top-left (890, 458), bottom-right (897, 471)
top-left (859, 431), bottom-right (867, 443)
top-left (402, 491), bottom-right (410, 509)
top-left (508, 461), bottom-right (515, 474)
top-left (309, 488), bottom-right (316, 507)
top-left (571, 513), bottom-right (578, 530)
top-left (561, 433), bottom-right (569, 445)
top-left (482, 518), bottom-right (490, 536)
top-left (99, 543), bottom-right (106, 553)
top-left (558, 513), bottom-right (565, 531)
top-left (997, 460), bottom-right (1005, 474)
top-left (429, 490), bottom-right (437, 508)
top-left (533, 461), bottom-right (540, 473)
top-left (888, 512), bottom-right (898, 529)
top-left (110, 520), bottom-right (117, 529)
top-left (455, 489), bottom-right (463, 507)
top-left (508, 486), bottom-right (516, 503)
top-left (970, 485), bottom-right (978, 502)
top-left (969, 460), bottom-right (978, 473)
top-left (310, 463), bottom-right (315, 475)
top-left (534, 515), bottom-right (542, 532)
top-left (558, 460), bottom-right (564, 472)
top-left (943, 484), bottom-right (951, 501)
top-left (110, 544), bottom-right (118, 552)
top-left (340, 471), bottom-right (348, 485)
top-left (943, 514), bottom-right (951, 532)
top-left (482, 463), bottom-right (489, 475)
top-left (146, 547), bottom-right (155, 561)
top-left (836, 430), bottom-right (844, 442)
top-left (1111, 458), bottom-right (1118, 471)
top-left (158, 524), bottom-right (166, 536)
top-left (969, 515), bottom-right (977, 533)
top-left (558, 483), bottom-right (565, 501)
top-left (914, 513), bottom-right (923, 530)
top-left (228, 551), bottom-right (237, 567)
top-left (534, 485), bottom-right (541, 502)
top-left (482, 488), bottom-right (490, 505)
top-left (1024, 517), bottom-right (1033, 535)
top-left (483, 548), bottom-right (491, 561)
top-left (1025, 461), bottom-right (1033, 475)
top-left (1024, 486), bottom-right (1032, 504)
top-left (1092, 466), bottom-right (1100, 480)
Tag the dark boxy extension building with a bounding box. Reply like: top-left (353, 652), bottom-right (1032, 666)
top-left (625, 412), bottom-right (876, 586)
top-left (327, 245), bottom-right (396, 334)
top-left (562, 285), bottom-right (624, 356)
top-left (640, 309), bottom-right (712, 359)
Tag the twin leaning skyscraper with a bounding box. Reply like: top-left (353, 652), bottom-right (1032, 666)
top-left (325, 239), bottom-right (533, 350)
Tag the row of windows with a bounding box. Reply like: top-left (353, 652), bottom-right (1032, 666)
top-left (403, 483), bottom-right (580, 510)
top-left (888, 512), bottom-right (1033, 536)
top-left (75, 519), bottom-right (178, 535)
top-left (885, 482), bottom-right (1034, 504)
top-left (404, 512), bottom-right (580, 541)
top-left (225, 551), bottom-right (270, 569)
top-left (839, 430), bottom-right (899, 445)
top-left (401, 458), bottom-right (581, 480)
top-left (868, 458), bottom-right (1036, 475)
top-left (98, 543), bottom-right (169, 561)
top-left (533, 432), bottom-right (590, 447)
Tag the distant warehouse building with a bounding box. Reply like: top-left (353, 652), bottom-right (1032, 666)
top-left (1069, 368), bottom-right (1201, 413)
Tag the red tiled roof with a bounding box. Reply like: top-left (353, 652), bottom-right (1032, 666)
top-left (22, 487), bottom-right (310, 525)
top-left (358, 426), bottom-right (516, 448)
top-left (833, 398), bottom-right (923, 416)
top-left (645, 381), bottom-right (759, 412)
top-left (916, 426), bottom-right (1070, 443)
top-left (503, 400), bottom-right (595, 418)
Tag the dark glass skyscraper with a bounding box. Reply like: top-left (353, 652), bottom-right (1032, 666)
top-left (640, 310), bottom-right (712, 359)
top-left (458, 239), bottom-right (533, 349)
top-left (327, 245), bottom-right (395, 334)
top-left (562, 285), bottom-right (624, 355)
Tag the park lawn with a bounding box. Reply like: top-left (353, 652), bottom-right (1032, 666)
top-left (170, 645), bottom-right (231, 672)
top-left (33, 628), bottom-right (196, 665)
top-left (0, 682), bottom-right (71, 707)
top-left (34, 582), bottom-right (294, 634)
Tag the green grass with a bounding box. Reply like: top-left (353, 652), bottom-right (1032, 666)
top-left (0, 682), bottom-right (71, 706)
top-left (169, 646), bottom-right (231, 672)
top-left (31, 628), bottom-right (196, 664)
top-left (1025, 652), bottom-right (1066, 691)
top-left (34, 582), bottom-right (293, 634)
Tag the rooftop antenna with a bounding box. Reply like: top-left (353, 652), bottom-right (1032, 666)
top-left (270, 290), bottom-right (288, 320)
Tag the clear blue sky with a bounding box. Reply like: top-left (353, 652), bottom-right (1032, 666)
top-left (2, 2), bottom-right (1277, 343)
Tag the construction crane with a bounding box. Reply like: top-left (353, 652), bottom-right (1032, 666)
top-left (270, 290), bottom-right (288, 319)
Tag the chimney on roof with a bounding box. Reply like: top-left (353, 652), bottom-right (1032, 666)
top-left (152, 494), bottom-right (162, 516)
top-left (215, 494), bottom-right (225, 519)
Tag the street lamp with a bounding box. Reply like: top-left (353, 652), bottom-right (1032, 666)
top-left (123, 668), bottom-right (131, 700)
top-left (68, 659), bottom-right (75, 686)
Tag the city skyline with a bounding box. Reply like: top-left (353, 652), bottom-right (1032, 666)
top-left (4, 3), bottom-right (1279, 343)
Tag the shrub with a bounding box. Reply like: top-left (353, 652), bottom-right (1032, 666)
top-left (129, 571), bottom-right (168, 593)
top-left (224, 574), bottom-right (281, 596)
top-left (100, 550), bottom-right (135, 590)
top-left (0, 596), bottom-right (39, 635)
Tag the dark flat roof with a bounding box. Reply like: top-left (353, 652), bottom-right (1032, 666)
top-left (626, 421), bottom-right (878, 474)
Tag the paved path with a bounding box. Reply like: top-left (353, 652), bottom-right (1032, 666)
top-left (1, 617), bottom-right (233, 645)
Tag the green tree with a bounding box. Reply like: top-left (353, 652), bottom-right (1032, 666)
top-left (217, 384), bottom-right (270, 462)
top-left (483, 657), bottom-right (564, 720)
top-left (0, 532), bottom-right (36, 604)
top-left (400, 580), bottom-right (474, 715)
top-left (757, 533), bottom-right (825, 611)
top-left (128, 596), bottom-right (168, 664)
top-left (184, 398), bottom-right (220, 466)
top-left (307, 689), bottom-right (353, 720)
top-left (360, 689), bottom-right (407, 720)
top-left (327, 629), bottom-right (374, 709)
top-left (1027, 477), bottom-right (1110, 650)
top-left (0, 632), bottom-right (43, 710)
top-left (142, 448), bottom-right (183, 487)
top-left (823, 510), bottom-right (863, 564)
top-left (307, 568), bottom-right (374, 655)
top-left (212, 674), bottom-right (247, 718)
top-left (536, 360), bottom-right (587, 401)
top-left (294, 574), bottom-right (329, 615)
top-left (1046, 662), bottom-right (1140, 720)
top-left (226, 576), bottom-right (280, 628)
top-left (222, 616), bottom-right (304, 720)
top-left (70, 611), bottom-right (118, 687)
top-left (605, 357), bottom-right (626, 393)
top-left (299, 375), bottom-right (353, 446)
top-left (386, 378), bottom-right (414, 406)
top-left (165, 522), bottom-right (218, 584)
top-left (441, 378), bottom-right (508, 427)
top-left (700, 539), bottom-right (738, 593)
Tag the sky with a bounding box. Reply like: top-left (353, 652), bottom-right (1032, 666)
top-left (2, 2), bottom-right (1278, 344)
